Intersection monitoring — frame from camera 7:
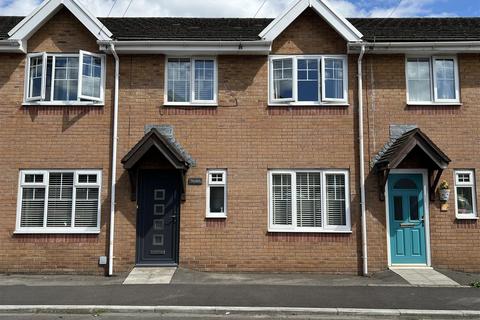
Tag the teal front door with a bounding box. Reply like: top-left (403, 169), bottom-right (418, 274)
top-left (388, 173), bottom-right (427, 265)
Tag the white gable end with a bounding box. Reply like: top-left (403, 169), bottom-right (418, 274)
top-left (259, 0), bottom-right (363, 43)
top-left (8, 0), bottom-right (112, 42)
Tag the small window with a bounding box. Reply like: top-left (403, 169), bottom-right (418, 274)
top-left (206, 170), bottom-right (227, 218)
top-left (269, 170), bottom-right (350, 233)
top-left (455, 170), bottom-right (477, 219)
top-left (166, 57), bottom-right (217, 105)
top-left (269, 55), bottom-right (348, 105)
top-left (25, 51), bottom-right (105, 105)
top-left (16, 170), bottom-right (102, 233)
top-left (406, 56), bottom-right (459, 104)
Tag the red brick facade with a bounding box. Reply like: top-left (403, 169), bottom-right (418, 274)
top-left (0, 7), bottom-right (478, 275)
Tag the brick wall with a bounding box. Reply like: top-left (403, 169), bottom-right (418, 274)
top-left (363, 54), bottom-right (480, 272)
top-left (113, 9), bottom-right (362, 273)
top-left (1, 5), bottom-right (478, 275)
top-left (0, 9), bottom-right (113, 274)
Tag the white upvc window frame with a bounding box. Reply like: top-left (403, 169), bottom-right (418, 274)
top-left (321, 56), bottom-right (349, 103)
top-left (78, 50), bottom-right (106, 102)
top-left (405, 55), bottom-right (460, 105)
top-left (270, 56), bottom-right (296, 103)
top-left (164, 56), bottom-right (218, 106)
top-left (25, 52), bottom-right (47, 102)
top-left (454, 170), bottom-right (478, 220)
top-left (269, 55), bottom-right (348, 106)
top-left (206, 169), bottom-right (227, 218)
top-left (15, 169), bottom-right (102, 234)
top-left (268, 169), bottom-right (351, 233)
top-left (23, 51), bottom-right (106, 106)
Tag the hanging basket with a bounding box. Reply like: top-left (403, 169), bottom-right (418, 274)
top-left (439, 189), bottom-right (450, 202)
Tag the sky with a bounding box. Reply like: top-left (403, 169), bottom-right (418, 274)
top-left (0, 0), bottom-right (479, 18)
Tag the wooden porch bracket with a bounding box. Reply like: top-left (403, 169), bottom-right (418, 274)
top-left (429, 169), bottom-right (443, 202)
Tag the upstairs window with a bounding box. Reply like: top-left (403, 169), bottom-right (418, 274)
top-left (455, 170), bottom-right (477, 219)
top-left (406, 56), bottom-right (459, 104)
top-left (269, 55), bottom-right (348, 105)
top-left (165, 57), bottom-right (217, 105)
top-left (25, 51), bottom-right (105, 104)
top-left (268, 170), bottom-right (350, 232)
top-left (16, 170), bottom-right (102, 233)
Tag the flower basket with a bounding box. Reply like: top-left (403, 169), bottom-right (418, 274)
top-left (439, 188), bottom-right (450, 202)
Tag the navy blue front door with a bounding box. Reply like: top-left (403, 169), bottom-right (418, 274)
top-left (137, 170), bottom-right (180, 265)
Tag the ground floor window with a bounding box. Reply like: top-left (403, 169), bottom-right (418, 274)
top-left (16, 170), bottom-right (102, 233)
top-left (454, 170), bottom-right (477, 219)
top-left (206, 169), bottom-right (227, 218)
top-left (268, 170), bottom-right (350, 232)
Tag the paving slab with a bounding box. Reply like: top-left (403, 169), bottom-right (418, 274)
top-left (171, 268), bottom-right (409, 286)
top-left (391, 268), bottom-right (461, 287)
top-left (123, 267), bottom-right (177, 285)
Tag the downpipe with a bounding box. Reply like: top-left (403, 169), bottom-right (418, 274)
top-left (108, 43), bottom-right (119, 276)
top-left (357, 45), bottom-right (368, 276)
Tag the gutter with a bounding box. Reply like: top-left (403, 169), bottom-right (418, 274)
top-left (108, 43), bottom-right (120, 276)
top-left (349, 41), bottom-right (480, 53)
top-left (0, 39), bottom-right (24, 53)
top-left (357, 45), bottom-right (368, 276)
top-left (97, 40), bottom-right (272, 55)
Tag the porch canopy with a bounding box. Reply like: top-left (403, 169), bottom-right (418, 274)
top-left (373, 128), bottom-right (451, 201)
top-left (121, 127), bottom-right (192, 201)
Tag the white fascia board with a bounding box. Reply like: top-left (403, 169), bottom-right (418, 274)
top-left (8, 0), bottom-right (112, 42)
top-left (349, 41), bottom-right (480, 54)
top-left (0, 40), bottom-right (24, 53)
top-left (98, 40), bottom-right (272, 55)
top-left (259, 0), bottom-right (363, 43)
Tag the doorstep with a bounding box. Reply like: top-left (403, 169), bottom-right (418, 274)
top-left (123, 267), bottom-right (177, 285)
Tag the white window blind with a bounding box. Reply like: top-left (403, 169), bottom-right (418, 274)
top-left (269, 170), bottom-right (350, 232)
top-left (47, 172), bottom-right (74, 227)
top-left (272, 173), bottom-right (292, 225)
top-left (16, 170), bottom-right (101, 233)
top-left (25, 51), bottom-right (105, 104)
top-left (325, 173), bottom-right (346, 226)
top-left (296, 172), bottom-right (321, 227)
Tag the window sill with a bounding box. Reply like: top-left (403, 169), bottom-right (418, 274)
top-left (163, 103), bottom-right (218, 107)
top-left (206, 214), bottom-right (227, 219)
top-left (23, 102), bottom-right (104, 107)
top-left (269, 103), bottom-right (349, 107)
top-left (268, 228), bottom-right (352, 234)
top-left (455, 216), bottom-right (479, 221)
top-left (406, 102), bottom-right (462, 107)
top-left (14, 229), bottom-right (101, 235)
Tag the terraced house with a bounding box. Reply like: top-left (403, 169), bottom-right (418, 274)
top-left (0, 0), bottom-right (479, 276)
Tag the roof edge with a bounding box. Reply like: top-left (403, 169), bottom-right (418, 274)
top-left (8, 0), bottom-right (112, 42)
top-left (259, 0), bottom-right (363, 43)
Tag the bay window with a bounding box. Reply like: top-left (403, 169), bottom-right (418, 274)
top-left (25, 51), bottom-right (105, 104)
top-left (269, 170), bottom-right (350, 232)
top-left (269, 55), bottom-right (348, 105)
top-left (165, 57), bottom-right (217, 105)
top-left (406, 56), bottom-right (459, 104)
top-left (16, 170), bottom-right (102, 233)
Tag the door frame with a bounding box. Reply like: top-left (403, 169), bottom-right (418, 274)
top-left (135, 169), bottom-right (181, 267)
top-left (385, 169), bottom-right (431, 267)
